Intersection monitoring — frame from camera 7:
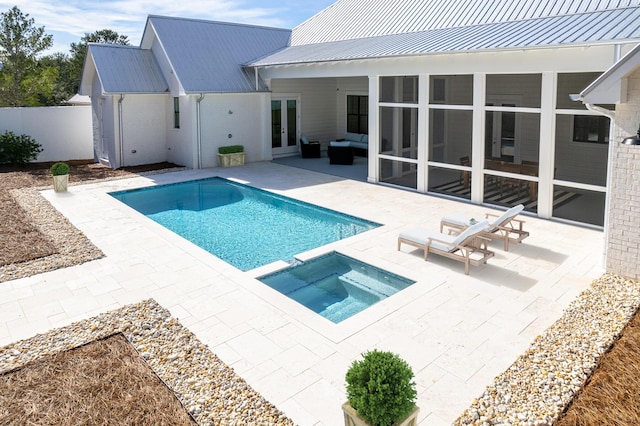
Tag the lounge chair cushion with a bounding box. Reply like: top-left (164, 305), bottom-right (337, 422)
top-left (400, 220), bottom-right (488, 252)
top-left (489, 204), bottom-right (524, 230)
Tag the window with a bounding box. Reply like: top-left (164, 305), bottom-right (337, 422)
top-left (573, 115), bottom-right (610, 144)
top-left (173, 97), bottom-right (180, 129)
top-left (347, 95), bottom-right (368, 134)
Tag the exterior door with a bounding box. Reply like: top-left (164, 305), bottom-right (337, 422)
top-left (271, 97), bottom-right (299, 156)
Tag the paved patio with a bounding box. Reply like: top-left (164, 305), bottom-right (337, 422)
top-left (0, 162), bottom-right (604, 425)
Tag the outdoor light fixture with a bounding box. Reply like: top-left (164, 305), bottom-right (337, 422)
top-left (622, 124), bottom-right (640, 145)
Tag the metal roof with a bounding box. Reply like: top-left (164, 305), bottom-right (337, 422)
top-left (88, 44), bottom-right (169, 94)
top-left (251, 6), bottom-right (640, 66)
top-left (291, 0), bottom-right (640, 45)
top-left (147, 16), bottom-right (291, 93)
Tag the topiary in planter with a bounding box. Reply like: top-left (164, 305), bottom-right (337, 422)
top-left (345, 350), bottom-right (417, 426)
top-left (218, 145), bottom-right (244, 154)
top-left (50, 162), bottom-right (70, 176)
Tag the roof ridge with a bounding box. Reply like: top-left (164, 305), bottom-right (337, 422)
top-left (147, 14), bottom-right (291, 33)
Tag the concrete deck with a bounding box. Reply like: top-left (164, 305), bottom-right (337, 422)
top-left (0, 162), bottom-right (605, 425)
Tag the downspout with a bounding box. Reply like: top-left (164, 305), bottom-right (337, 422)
top-left (196, 93), bottom-right (205, 169)
top-left (585, 102), bottom-right (615, 269)
top-left (255, 67), bottom-right (260, 91)
top-left (118, 94), bottom-right (125, 168)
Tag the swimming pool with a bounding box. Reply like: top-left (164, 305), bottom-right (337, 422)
top-left (110, 178), bottom-right (380, 271)
top-left (258, 252), bottom-right (416, 323)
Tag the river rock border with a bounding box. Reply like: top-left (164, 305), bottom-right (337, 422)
top-left (0, 298), bottom-right (293, 426)
top-left (454, 273), bottom-right (640, 425)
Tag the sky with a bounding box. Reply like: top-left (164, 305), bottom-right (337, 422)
top-left (0, 0), bottom-right (336, 55)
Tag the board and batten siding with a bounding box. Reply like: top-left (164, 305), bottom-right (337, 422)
top-left (119, 94), bottom-right (168, 167)
top-left (270, 78), bottom-right (341, 143)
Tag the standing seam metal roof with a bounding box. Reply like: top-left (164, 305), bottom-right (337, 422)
top-left (148, 16), bottom-right (291, 93)
top-left (88, 44), bottom-right (169, 94)
top-left (250, 6), bottom-right (640, 66)
top-left (291, 0), bottom-right (640, 45)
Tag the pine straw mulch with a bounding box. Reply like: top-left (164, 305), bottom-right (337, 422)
top-left (0, 160), bottom-right (179, 267)
top-left (3, 160), bottom-right (640, 425)
top-left (555, 305), bottom-right (640, 425)
top-left (0, 333), bottom-right (196, 425)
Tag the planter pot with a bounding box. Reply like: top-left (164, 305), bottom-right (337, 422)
top-left (342, 402), bottom-right (419, 426)
top-left (52, 174), bottom-right (68, 192)
top-left (217, 152), bottom-right (246, 167)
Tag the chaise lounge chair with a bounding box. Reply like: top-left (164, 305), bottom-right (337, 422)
top-left (440, 204), bottom-right (529, 251)
top-left (398, 220), bottom-right (494, 274)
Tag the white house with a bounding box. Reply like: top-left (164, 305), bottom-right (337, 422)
top-left (80, 0), bottom-right (640, 233)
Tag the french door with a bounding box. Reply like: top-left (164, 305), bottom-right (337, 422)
top-left (271, 96), bottom-right (300, 156)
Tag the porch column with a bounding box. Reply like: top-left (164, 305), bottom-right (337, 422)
top-left (537, 71), bottom-right (557, 218)
top-left (367, 75), bottom-right (379, 183)
top-left (471, 72), bottom-right (486, 203)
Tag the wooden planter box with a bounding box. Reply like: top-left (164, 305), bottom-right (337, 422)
top-left (217, 152), bottom-right (246, 167)
top-left (52, 174), bottom-right (68, 192)
top-left (342, 402), bottom-right (419, 426)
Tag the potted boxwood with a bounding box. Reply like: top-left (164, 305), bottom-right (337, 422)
top-left (343, 349), bottom-right (419, 426)
top-left (217, 145), bottom-right (245, 167)
top-left (50, 162), bottom-right (70, 192)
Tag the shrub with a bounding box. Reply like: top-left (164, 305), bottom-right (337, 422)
top-left (50, 162), bottom-right (70, 176)
top-left (345, 350), bottom-right (417, 426)
top-left (218, 145), bottom-right (244, 154)
top-left (0, 131), bottom-right (42, 165)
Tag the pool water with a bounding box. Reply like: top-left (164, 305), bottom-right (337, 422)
top-left (258, 252), bottom-right (415, 323)
top-left (110, 177), bottom-right (380, 271)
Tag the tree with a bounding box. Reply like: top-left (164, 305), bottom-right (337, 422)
top-left (68, 29), bottom-right (130, 95)
top-left (0, 6), bottom-right (54, 106)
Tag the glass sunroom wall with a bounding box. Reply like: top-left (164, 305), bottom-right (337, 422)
top-left (483, 74), bottom-right (541, 210)
top-left (554, 72), bottom-right (610, 226)
top-left (378, 76), bottom-right (419, 190)
top-left (427, 109), bottom-right (473, 198)
top-left (427, 75), bottom-right (473, 199)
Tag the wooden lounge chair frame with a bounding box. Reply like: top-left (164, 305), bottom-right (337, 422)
top-left (398, 221), bottom-right (494, 275)
top-left (482, 209), bottom-right (529, 251)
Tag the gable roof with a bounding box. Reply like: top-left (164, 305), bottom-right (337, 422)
top-left (144, 16), bottom-right (291, 93)
top-left (574, 42), bottom-right (640, 104)
top-left (84, 44), bottom-right (169, 94)
top-left (250, 0), bottom-right (640, 66)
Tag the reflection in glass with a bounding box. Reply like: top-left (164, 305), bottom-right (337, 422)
top-left (380, 107), bottom-right (418, 159)
top-left (429, 109), bottom-right (472, 164)
top-left (552, 185), bottom-right (605, 227)
top-left (380, 76), bottom-right (419, 103)
top-left (379, 158), bottom-right (417, 190)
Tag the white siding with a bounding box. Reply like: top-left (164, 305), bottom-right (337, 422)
top-left (270, 78), bottom-right (340, 143)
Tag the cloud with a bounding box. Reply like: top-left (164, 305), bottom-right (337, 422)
top-left (0, 0), bottom-right (291, 52)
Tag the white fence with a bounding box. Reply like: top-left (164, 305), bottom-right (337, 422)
top-left (0, 106), bottom-right (93, 162)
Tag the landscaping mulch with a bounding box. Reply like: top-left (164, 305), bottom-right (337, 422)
top-left (0, 160), bottom-right (178, 268)
top-left (0, 333), bottom-right (196, 425)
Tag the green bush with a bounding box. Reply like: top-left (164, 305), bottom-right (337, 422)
top-left (0, 131), bottom-right (42, 165)
top-left (345, 350), bottom-right (417, 426)
top-left (50, 162), bottom-right (69, 176)
top-left (218, 145), bottom-right (244, 154)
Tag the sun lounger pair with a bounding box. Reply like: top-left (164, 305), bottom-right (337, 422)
top-left (440, 204), bottom-right (529, 251)
top-left (398, 204), bottom-right (529, 274)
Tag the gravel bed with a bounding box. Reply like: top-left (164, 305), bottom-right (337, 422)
top-left (0, 188), bottom-right (104, 283)
top-left (454, 273), bottom-right (640, 425)
top-left (0, 299), bottom-right (293, 426)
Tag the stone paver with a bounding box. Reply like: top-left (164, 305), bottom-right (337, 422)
top-left (0, 162), bottom-right (604, 425)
